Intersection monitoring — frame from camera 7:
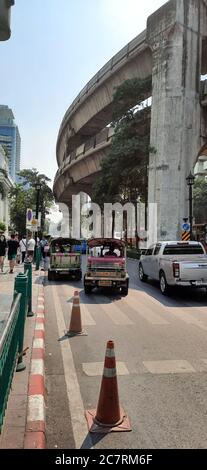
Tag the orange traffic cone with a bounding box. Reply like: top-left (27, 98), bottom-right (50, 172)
top-left (66, 291), bottom-right (87, 336)
top-left (85, 340), bottom-right (131, 433)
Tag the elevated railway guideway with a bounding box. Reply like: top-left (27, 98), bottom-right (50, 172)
top-left (54, 0), bottom-right (207, 241)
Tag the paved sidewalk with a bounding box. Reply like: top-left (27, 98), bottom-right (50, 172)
top-left (0, 265), bottom-right (44, 449)
top-left (0, 263), bottom-right (23, 338)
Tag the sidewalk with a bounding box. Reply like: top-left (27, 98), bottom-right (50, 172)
top-left (0, 263), bottom-right (44, 449)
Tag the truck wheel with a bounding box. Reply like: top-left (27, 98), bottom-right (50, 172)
top-left (159, 271), bottom-right (170, 295)
top-left (122, 280), bottom-right (129, 296)
top-left (48, 269), bottom-right (53, 281)
top-left (139, 263), bottom-right (148, 282)
top-left (84, 285), bottom-right (92, 294)
top-left (76, 271), bottom-right (82, 281)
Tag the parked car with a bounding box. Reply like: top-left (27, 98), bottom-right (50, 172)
top-left (84, 238), bottom-right (129, 295)
top-left (48, 237), bottom-right (82, 281)
top-left (139, 241), bottom-right (207, 295)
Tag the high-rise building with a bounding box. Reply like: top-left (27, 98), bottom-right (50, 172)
top-left (0, 105), bottom-right (21, 182)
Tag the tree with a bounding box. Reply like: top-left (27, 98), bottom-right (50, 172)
top-left (0, 221), bottom-right (6, 232)
top-left (92, 77), bottom-right (153, 244)
top-left (9, 169), bottom-right (54, 235)
top-left (193, 177), bottom-right (207, 223)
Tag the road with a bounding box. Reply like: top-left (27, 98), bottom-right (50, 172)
top-left (44, 257), bottom-right (207, 449)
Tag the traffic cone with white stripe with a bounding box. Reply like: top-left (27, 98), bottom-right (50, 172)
top-left (85, 340), bottom-right (131, 432)
top-left (66, 291), bottom-right (87, 336)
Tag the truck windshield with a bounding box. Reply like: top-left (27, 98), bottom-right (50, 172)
top-left (163, 244), bottom-right (205, 255)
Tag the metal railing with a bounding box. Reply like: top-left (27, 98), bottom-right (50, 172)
top-left (0, 261), bottom-right (34, 432)
top-left (0, 293), bottom-right (21, 432)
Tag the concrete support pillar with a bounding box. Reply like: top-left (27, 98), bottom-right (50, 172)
top-left (147, 0), bottom-right (202, 240)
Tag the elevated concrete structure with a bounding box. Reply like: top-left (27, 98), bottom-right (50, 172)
top-left (54, 0), bottom-right (207, 240)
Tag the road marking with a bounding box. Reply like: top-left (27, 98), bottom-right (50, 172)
top-left (80, 303), bottom-right (96, 325)
top-left (82, 361), bottom-right (129, 376)
top-left (31, 359), bottom-right (44, 376)
top-left (143, 359), bottom-right (196, 374)
top-left (63, 285), bottom-right (96, 325)
top-left (27, 395), bottom-right (45, 422)
top-left (133, 290), bottom-right (207, 331)
top-left (96, 298), bottom-right (134, 325)
top-left (52, 285), bottom-right (92, 449)
top-left (125, 294), bottom-right (170, 325)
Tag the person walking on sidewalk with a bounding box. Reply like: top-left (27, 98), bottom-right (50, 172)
top-left (7, 233), bottom-right (19, 274)
top-left (27, 233), bottom-right (35, 262)
top-left (19, 235), bottom-right (27, 263)
top-left (0, 233), bottom-right (7, 273)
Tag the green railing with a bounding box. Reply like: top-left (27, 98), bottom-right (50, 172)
top-left (0, 293), bottom-right (21, 432)
top-left (0, 261), bottom-right (33, 432)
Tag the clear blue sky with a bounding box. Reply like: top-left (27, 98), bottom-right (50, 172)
top-left (0, 0), bottom-right (166, 185)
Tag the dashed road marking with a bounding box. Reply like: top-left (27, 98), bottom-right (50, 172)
top-left (82, 361), bottom-right (129, 376)
top-left (143, 359), bottom-right (196, 374)
top-left (125, 294), bottom-right (170, 325)
top-left (96, 297), bottom-right (134, 325)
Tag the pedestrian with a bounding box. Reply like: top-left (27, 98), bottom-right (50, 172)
top-left (0, 233), bottom-right (7, 273)
top-left (7, 233), bottom-right (19, 273)
top-left (40, 235), bottom-right (50, 270)
top-left (19, 235), bottom-right (27, 263)
top-left (27, 233), bottom-right (35, 262)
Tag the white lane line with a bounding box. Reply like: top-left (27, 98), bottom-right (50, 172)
top-left (125, 295), bottom-right (170, 325)
top-left (52, 285), bottom-right (92, 449)
top-left (132, 290), bottom-right (207, 331)
top-left (143, 359), bottom-right (196, 374)
top-left (96, 298), bottom-right (134, 325)
top-left (82, 361), bottom-right (129, 376)
top-left (80, 303), bottom-right (96, 326)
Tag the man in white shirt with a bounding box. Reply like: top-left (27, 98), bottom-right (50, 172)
top-left (27, 234), bottom-right (36, 262)
top-left (19, 236), bottom-right (27, 263)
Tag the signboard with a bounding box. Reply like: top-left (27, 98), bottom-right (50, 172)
top-left (26, 208), bottom-right (33, 228)
top-left (181, 231), bottom-right (190, 241)
top-left (182, 223), bottom-right (190, 231)
top-left (31, 217), bottom-right (38, 232)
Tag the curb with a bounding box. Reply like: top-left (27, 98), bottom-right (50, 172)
top-left (24, 279), bottom-right (46, 449)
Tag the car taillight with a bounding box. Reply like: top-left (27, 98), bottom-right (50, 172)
top-left (173, 262), bottom-right (180, 278)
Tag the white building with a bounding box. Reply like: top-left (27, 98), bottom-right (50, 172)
top-left (0, 144), bottom-right (13, 235)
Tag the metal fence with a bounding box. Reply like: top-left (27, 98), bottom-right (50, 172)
top-left (0, 261), bottom-right (33, 432)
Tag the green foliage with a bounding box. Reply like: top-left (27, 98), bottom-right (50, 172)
top-left (193, 177), bottom-right (207, 223)
top-left (9, 169), bottom-right (54, 235)
top-left (92, 77), bottom-right (153, 207)
top-left (0, 220), bottom-right (6, 232)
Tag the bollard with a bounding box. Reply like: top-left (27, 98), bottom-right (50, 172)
top-left (35, 246), bottom-right (41, 271)
top-left (24, 260), bottom-right (34, 316)
top-left (14, 273), bottom-right (28, 371)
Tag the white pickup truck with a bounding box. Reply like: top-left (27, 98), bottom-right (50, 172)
top-left (139, 241), bottom-right (207, 295)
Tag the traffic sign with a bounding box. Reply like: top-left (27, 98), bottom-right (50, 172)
top-left (26, 208), bottom-right (33, 228)
top-left (31, 217), bottom-right (38, 232)
top-left (182, 222), bottom-right (190, 231)
top-left (181, 231), bottom-right (190, 241)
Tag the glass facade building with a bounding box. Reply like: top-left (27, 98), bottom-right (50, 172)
top-left (0, 105), bottom-right (21, 182)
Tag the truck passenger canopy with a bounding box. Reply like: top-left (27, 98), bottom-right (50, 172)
top-left (51, 238), bottom-right (81, 254)
top-left (87, 238), bottom-right (125, 258)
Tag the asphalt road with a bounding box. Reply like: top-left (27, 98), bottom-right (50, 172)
top-left (44, 257), bottom-right (207, 449)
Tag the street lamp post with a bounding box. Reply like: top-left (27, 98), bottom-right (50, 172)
top-left (186, 171), bottom-right (195, 240)
top-left (35, 182), bottom-right (41, 223)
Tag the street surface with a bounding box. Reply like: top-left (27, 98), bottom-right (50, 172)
top-left (45, 257), bottom-right (207, 449)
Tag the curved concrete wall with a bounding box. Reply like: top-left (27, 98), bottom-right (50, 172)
top-left (55, 0), bottom-right (207, 240)
top-left (56, 30), bottom-right (152, 167)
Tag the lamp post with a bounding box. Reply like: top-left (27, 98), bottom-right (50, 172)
top-left (186, 171), bottom-right (195, 240)
top-left (35, 182), bottom-right (41, 222)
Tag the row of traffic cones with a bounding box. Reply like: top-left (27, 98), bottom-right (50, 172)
top-left (66, 291), bottom-right (131, 433)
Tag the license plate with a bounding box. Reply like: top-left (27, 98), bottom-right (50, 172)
top-left (99, 280), bottom-right (112, 286)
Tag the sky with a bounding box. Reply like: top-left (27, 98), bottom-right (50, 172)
top-left (0, 0), bottom-right (166, 186)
